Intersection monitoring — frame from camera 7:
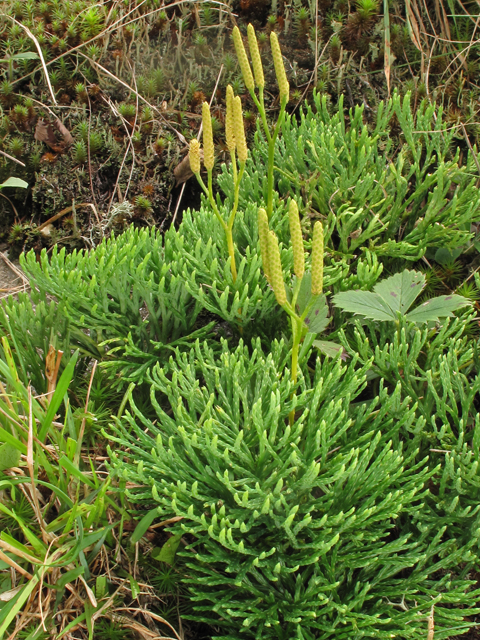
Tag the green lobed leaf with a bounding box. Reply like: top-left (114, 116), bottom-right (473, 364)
top-left (332, 290), bottom-right (396, 321)
top-left (334, 269), bottom-right (469, 324)
top-left (373, 269), bottom-right (425, 315)
top-left (405, 294), bottom-right (471, 323)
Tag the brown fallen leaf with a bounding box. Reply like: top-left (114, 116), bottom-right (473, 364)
top-left (54, 118), bottom-right (74, 146)
top-left (35, 117), bottom-right (73, 152)
top-left (35, 118), bottom-right (57, 147)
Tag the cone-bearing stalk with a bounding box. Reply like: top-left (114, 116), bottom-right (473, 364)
top-left (233, 96), bottom-right (248, 164)
top-left (190, 89), bottom-right (248, 288)
top-left (202, 102), bottom-right (214, 171)
top-left (258, 208), bottom-right (270, 283)
top-left (311, 222), bottom-right (324, 295)
top-left (270, 32), bottom-right (290, 101)
top-left (188, 138), bottom-right (201, 175)
top-left (231, 23), bottom-right (289, 220)
top-left (247, 24), bottom-right (264, 89)
top-left (268, 231), bottom-right (287, 306)
top-left (289, 200), bottom-right (304, 279)
top-left (258, 205), bottom-right (328, 425)
top-left (232, 26), bottom-right (255, 92)
top-left (225, 85), bottom-right (236, 154)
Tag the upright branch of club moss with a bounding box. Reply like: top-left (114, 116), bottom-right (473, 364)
top-left (259, 202), bottom-right (325, 424)
top-left (188, 94), bottom-right (248, 283)
top-left (232, 24), bottom-right (289, 220)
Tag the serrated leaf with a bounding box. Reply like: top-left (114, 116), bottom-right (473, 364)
top-left (304, 295), bottom-right (330, 333)
top-left (333, 290), bottom-right (396, 321)
top-left (0, 177), bottom-right (28, 190)
top-left (373, 270), bottom-right (425, 315)
top-left (313, 340), bottom-right (347, 359)
top-left (151, 533), bottom-right (182, 565)
top-left (405, 294), bottom-right (471, 323)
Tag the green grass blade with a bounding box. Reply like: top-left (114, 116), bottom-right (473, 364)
top-left (0, 573), bottom-right (39, 638)
top-left (39, 350), bottom-right (79, 441)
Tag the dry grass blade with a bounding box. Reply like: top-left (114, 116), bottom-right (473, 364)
top-left (384, 0), bottom-right (392, 95)
top-left (45, 346), bottom-right (63, 400)
top-left (427, 604), bottom-right (435, 640)
top-left (0, 550), bottom-right (33, 579)
top-left (405, 0), bottom-right (424, 50)
top-left (106, 612), bottom-right (178, 640)
top-left (108, 607), bottom-right (183, 640)
top-left (0, 539), bottom-right (39, 565)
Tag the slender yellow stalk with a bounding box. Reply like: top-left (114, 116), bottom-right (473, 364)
top-left (225, 85), bottom-right (236, 153)
top-left (188, 138), bottom-right (201, 174)
top-left (233, 96), bottom-right (248, 164)
top-left (247, 24), bottom-right (264, 89)
top-left (311, 221), bottom-right (324, 295)
top-left (202, 101), bottom-right (214, 171)
top-left (232, 26), bottom-right (255, 92)
top-left (258, 208), bottom-right (270, 282)
top-left (289, 200), bottom-right (304, 279)
top-left (268, 231), bottom-right (287, 306)
top-left (270, 32), bottom-right (289, 100)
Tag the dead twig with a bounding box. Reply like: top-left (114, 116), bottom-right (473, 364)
top-left (37, 203), bottom-right (99, 231)
top-left (0, 149), bottom-right (26, 167)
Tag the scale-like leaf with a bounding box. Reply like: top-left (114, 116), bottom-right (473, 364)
top-left (373, 270), bottom-right (425, 314)
top-left (332, 290), bottom-right (396, 321)
top-left (406, 294), bottom-right (471, 323)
